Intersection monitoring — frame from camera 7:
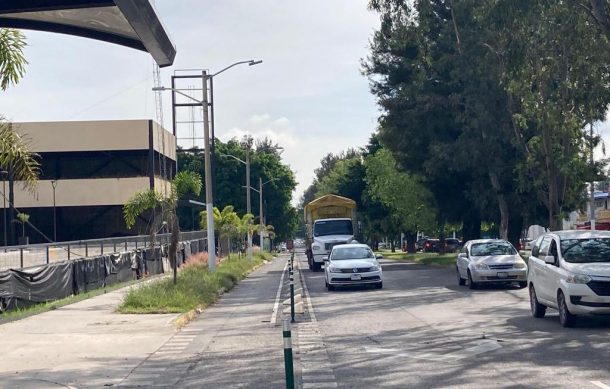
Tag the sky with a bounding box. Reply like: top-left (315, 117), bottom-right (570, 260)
top-left (0, 1), bottom-right (381, 205)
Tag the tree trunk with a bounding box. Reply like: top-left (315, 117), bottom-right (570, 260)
top-left (541, 125), bottom-right (562, 230)
top-left (507, 213), bottom-right (523, 248)
top-left (462, 211), bottom-right (481, 242)
top-left (489, 172), bottom-right (509, 240)
top-left (405, 231), bottom-right (417, 253)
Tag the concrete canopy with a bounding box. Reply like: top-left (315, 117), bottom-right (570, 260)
top-left (0, 0), bottom-right (176, 67)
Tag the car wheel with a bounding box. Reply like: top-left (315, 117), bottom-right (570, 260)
top-left (558, 291), bottom-right (576, 327)
top-left (529, 284), bottom-right (546, 318)
top-left (457, 267), bottom-right (466, 286)
top-left (312, 261), bottom-right (321, 272)
top-left (468, 270), bottom-right (477, 290)
top-left (327, 283), bottom-right (334, 291)
top-left (518, 281), bottom-right (527, 289)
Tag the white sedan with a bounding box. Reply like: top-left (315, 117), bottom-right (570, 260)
top-left (457, 239), bottom-right (528, 289)
top-left (324, 243), bottom-right (383, 290)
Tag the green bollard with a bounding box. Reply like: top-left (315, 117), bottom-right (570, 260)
top-left (283, 318), bottom-right (295, 389)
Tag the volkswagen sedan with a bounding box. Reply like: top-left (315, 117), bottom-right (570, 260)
top-left (324, 243), bottom-right (383, 290)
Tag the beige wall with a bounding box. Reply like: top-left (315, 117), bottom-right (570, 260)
top-left (13, 120), bottom-right (176, 159)
top-left (7, 177), bottom-right (169, 208)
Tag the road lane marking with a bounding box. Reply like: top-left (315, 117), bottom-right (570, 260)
top-left (592, 381), bottom-right (610, 389)
top-left (270, 261), bottom-right (288, 326)
top-left (364, 339), bottom-right (502, 362)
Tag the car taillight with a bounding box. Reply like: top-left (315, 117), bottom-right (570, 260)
top-left (425, 242), bottom-right (430, 248)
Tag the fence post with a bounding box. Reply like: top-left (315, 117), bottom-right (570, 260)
top-left (125, 240), bottom-right (128, 251)
top-left (101, 241), bottom-right (104, 255)
top-left (283, 318), bottom-right (295, 389)
top-left (135, 239), bottom-right (138, 250)
top-left (20, 247), bottom-right (23, 268)
top-left (85, 242), bottom-right (88, 257)
top-left (67, 244), bottom-right (71, 261)
top-left (114, 240), bottom-right (117, 253)
top-left (46, 245), bottom-right (50, 264)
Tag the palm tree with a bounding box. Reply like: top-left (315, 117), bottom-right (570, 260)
top-left (1, 28), bottom-right (33, 246)
top-left (123, 171), bottom-right (202, 284)
top-left (200, 205), bottom-right (241, 260)
top-left (0, 28), bottom-right (27, 91)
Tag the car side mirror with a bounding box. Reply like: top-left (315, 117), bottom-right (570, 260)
top-left (376, 254), bottom-right (383, 259)
top-left (543, 255), bottom-right (556, 264)
top-left (323, 256), bottom-right (329, 262)
top-left (458, 253), bottom-right (467, 259)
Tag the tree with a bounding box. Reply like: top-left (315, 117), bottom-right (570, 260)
top-left (200, 205), bottom-right (241, 259)
top-left (16, 212), bottom-right (29, 238)
top-left (365, 148), bottom-right (436, 251)
top-left (0, 28), bottom-right (27, 91)
top-left (123, 171), bottom-right (202, 284)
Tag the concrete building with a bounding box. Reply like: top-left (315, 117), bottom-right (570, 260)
top-left (1, 120), bottom-right (175, 244)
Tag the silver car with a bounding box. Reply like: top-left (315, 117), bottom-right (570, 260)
top-left (324, 243), bottom-right (383, 290)
top-left (456, 239), bottom-right (528, 289)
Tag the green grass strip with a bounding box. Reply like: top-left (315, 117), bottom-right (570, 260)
top-left (118, 252), bottom-right (274, 314)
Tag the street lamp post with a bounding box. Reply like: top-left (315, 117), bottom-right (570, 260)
top-left (153, 78), bottom-right (217, 271)
top-left (208, 60), bottom-right (262, 202)
top-left (51, 180), bottom-right (57, 242)
top-left (219, 149), bottom-right (253, 261)
top-left (245, 177), bottom-right (278, 253)
top-left (1, 170), bottom-right (7, 248)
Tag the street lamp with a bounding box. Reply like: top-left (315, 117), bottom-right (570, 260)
top-left (50, 180), bottom-right (57, 242)
top-left (220, 150), bottom-right (253, 261)
top-left (245, 177), bottom-right (279, 253)
top-left (1, 170), bottom-right (7, 248)
top-left (153, 77), bottom-right (217, 271)
top-left (208, 60), bottom-right (262, 202)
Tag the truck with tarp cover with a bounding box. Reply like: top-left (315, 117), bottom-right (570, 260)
top-left (304, 194), bottom-right (357, 271)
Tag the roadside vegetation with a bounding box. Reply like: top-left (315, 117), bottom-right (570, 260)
top-left (378, 250), bottom-right (456, 267)
top-left (118, 251), bottom-right (274, 314)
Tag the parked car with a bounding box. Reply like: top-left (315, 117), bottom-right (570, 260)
top-left (416, 237), bottom-right (429, 251)
top-left (422, 238), bottom-right (440, 253)
top-left (444, 238), bottom-right (462, 253)
top-left (528, 230), bottom-right (610, 327)
top-left (456, 239), bottom-right (528, 289)
top-left (324, 243), bottom-right (383, 290)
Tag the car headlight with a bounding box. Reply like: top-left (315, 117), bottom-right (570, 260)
top-left (369, 265), bottom-right (380, 271)
top-left (474, 263), bottom-right (489, 270)
top-left (328, 265), bottom-right (342, 273)
top-left (312, 245), bottom-right (320, 251)
top-left (514, 261), bottom-right (527, 269)
top-left (566, 274), bottom-right (591, 284)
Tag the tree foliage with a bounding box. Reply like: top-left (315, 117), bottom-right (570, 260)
top-left (0, 28), bottom-right (27, 91)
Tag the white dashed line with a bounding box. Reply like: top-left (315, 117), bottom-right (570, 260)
top-left (271, 261), bottom-right (289, 325)
top-left (592, 381), bottom-right (610, 389)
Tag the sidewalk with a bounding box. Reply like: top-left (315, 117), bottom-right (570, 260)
top-left (0, 256), bottom-right (289, 388)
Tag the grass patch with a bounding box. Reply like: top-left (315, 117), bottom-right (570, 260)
top-left (377, 250), bottom-right (457, 267)
top-left (118, 252), bottom-right (273, 314)
top-left (0, 278), bottom-right (140, 324)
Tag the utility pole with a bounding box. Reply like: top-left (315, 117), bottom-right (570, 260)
top-left (51, 180), bottom-right (57, 241)
top-left (259, 177), bottom-right (264, 252)
top-left (202, 70), bottom-right (217, 270)
top-left (246, 148), bottom-right (253, 261)
top-left (590, 122), bottom-right (596, 230)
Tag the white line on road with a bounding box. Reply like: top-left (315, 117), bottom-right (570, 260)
top-left (364, 339), bottom-right (502, 363)
top-left (270, 260), bottom-right (288, 326)
top-left (592, 381), bottom-right (610, 389)
top-left (297, 256), bottom-right (316, 322)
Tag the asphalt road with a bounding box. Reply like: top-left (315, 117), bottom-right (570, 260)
top-left (297, 253), bottom-right (610, 389)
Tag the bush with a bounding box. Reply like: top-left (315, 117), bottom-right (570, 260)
top-left (118, 252), bottom-right (271, 314)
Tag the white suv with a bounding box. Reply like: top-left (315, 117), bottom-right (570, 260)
top-left (528, 230), bottom-right (610, 327)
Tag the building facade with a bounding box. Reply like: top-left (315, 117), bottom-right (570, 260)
top-left (1, 120), bottom-right (175, 245)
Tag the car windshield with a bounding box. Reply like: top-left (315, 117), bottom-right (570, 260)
top-left (314, 220), bottom-right (353, 237)
top-left (560, 238), bottom-right (610, 263)
top-left (470, 242), bottom-right (516, 256)
top-left (331, 247), bottom-right (374, 260)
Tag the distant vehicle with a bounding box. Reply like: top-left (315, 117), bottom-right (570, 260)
top-left (422, 238), bottom-right (440, 253)
top-left (416, 237), bottom-right (429, 251)
top-left (324, 243), bottom-right (383, 290)
top-left (528, 230), bottom-right (610, 327)
top-left (304, 194), bottom-right (357, 272)
top-left (456, 239), bottom-right (528, 289)
top-left (444, 238), bottom-right (462, 253)
top-left (518, 238), bottom-right (533, 251)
